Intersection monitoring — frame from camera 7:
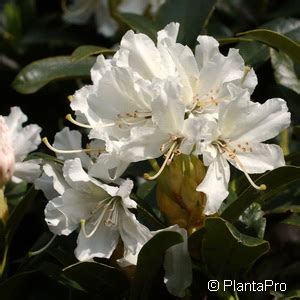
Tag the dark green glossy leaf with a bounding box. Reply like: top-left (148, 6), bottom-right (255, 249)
top-left (0, 220), bottom-right (7, 276)
top-left (63, 261), bottom-right (129, 297)
top-left (0, 271), bottom-right (40, 299)
top-left (130, 231), bottom-right (183, 300)
top-left (236, 29), bottom-right (300, 64)
top-left (202, 217), bottom-right (269, 278)
top-left (294, 126), bottom-right (300, 140)
top-left (117, 13), bottom-right (159, 41)
top-left (6, 186), bottom-right (38, 243)
top-left (238, 203), bottom-right (266, 239)
top-left (236, 18), bottom-right (300, 66)
top-left (157, 0), bottom-right (217, 45)
top-left (12, 56), bottom-right (95, 94)
top-left (221, 166), bottom-right (300, 222)
top-left (71, 45), bottom-right (116, 62)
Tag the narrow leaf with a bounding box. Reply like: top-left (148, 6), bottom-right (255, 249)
top-left (237, 29), bottom-right (300, 64)
top-left (71, 45), bottom-right (116, 62)
top-left (12, 56), bottom-right (95, 94)
top-left (221, 166), bottom-right (300, 222)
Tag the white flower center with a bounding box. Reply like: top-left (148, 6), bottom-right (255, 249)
top-left (213, 138), bottom-right (266, 191)
top-left (80, 196), bottom-right (120, 238)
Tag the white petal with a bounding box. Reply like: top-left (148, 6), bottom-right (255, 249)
top-left (152, 79), bottom-right (185, 134)
top-left (4, 106), bottom-right (27, 137)
top-left (118, 207), bottom-right (151, 255)
top-left (120, 30), bottom-right (167, 79)
top-left (44, 196), bottom-right (73, 235)
top-left (63, 158), bottom-right (110, 198)
top-left (75, 220), bottom-right (119, 260)
top-left (219, 97), bottom-right (291, 143)
top-left (34, 172), bottom-right (59, 200)
top-left (163, 226), bottom-right (192, 297)
top-left (197, 155), bottom-right (230, 215)
top-left (228, 142), bottom-right (285, 174)
top-left (157, 22), bottom-right (179, 45)
top-left (48, 188), bottom-right (98, 234)
top-left (12, 160), bottom-right (41, 183)
top-left (195, 35), bottom-right (220, 68)
top-left (43, 163), bottom-right (68, 196)
top-left (53, 127), bottom-right (92, 169)
top-left (119, 125), bottom-right (167, 162)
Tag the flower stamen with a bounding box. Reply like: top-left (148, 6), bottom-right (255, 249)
top-left (42, 137), bottom-right (105, 154)
top-left (66, 114), bottom-right (115, 129)
top-left (216, 140), bottom-right (266, 191)
top-left (144, 141), bottom-right (178, 180)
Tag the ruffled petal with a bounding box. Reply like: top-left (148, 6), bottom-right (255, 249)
top-left (75, 220), bottom-right (119, 260)
top-left (227, 142), bottom-right (285, 174)
top-left (197, 155), bottom-right (230, 215)
top-left (53, 127), bottom-right (92, 169)
top-left (12, 160), bottom-right (41, 183)
top-left (219, 97), bottom-right (291, 143)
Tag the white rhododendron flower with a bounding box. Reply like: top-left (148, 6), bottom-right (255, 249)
top-left (35, 157), bottom-right (192, 297)
top-left (40, 158), bottom-right (151, 261)
top-left (63, 0), bottom-right (165, 37)
top-left (0, 107), bottom-right (41, 185)
top-left (196, 91), bottom-right (291, 215)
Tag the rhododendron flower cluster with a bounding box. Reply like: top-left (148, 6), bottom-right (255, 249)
top-left (25, 22), bottom-right (290, 297)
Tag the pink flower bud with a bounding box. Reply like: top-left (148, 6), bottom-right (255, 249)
top-left (0, 117), bottom-right (15, 187)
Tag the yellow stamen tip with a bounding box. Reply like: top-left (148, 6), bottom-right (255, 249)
top-left (259, 184), bottom-right (267, 191)
top-left (144, 173), bottom-right (151, 180)
top-left (65, 114), bottom-right (72, 121)
top-left (68, 95), bottom-right (73, 102)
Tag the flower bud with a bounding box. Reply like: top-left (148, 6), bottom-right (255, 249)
top-left (0, 117), bottom-right (15, 188)
top-left (156, 154), bottom-right (207, 234)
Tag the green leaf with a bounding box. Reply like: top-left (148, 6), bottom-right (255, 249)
top-left (63, 261), bottom-right (129, 297)
top-left (0, 220), bottom-right (8, 277)
top-left (221, 166), bottom-right (300, 222)
top-left (71, 45), bottom-right (116, 62)
top-left (6, 186), bottom-right (38, 244)
top-left (293, 126), bottom-right (300, 141)
top-left (0, 271), bottom-right (39, 299)
top-left (238, 203), bottom-right (266, 239)
top-left (271, 49), bottom-right (300, 94)
top-left (117, 13), bottom-right (159, 41)
top-left (236, 29), bottom-right (300, 64)
top-left (3, 3), bottom-right (22, 40)
top-left (271, 289), bottom-right (300, 299)
top-left (130, 231), bottom-right (183, 300)
top-left (235, 18), bottom-right (300, 66)
top-left (281, 214), bottom-right (300, 226)
top-left (12, 56), bottom-right (95, 94)
top-left (202, 217), bottom-right (269, 278)
top-left (156, 0), bottom-right (217, 45)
